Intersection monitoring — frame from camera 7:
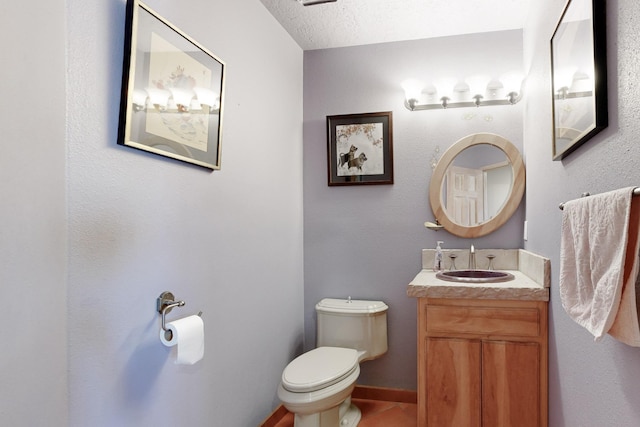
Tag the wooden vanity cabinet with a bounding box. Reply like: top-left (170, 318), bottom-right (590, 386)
top-left (417, 297), bottom-right (548, 427)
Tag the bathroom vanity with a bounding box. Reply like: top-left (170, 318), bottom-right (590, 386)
top-left (407, 249), bottom-right (549, 427)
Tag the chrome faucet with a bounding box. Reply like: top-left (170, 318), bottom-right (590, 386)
top-left (469, 244), bottom-right (476, 269)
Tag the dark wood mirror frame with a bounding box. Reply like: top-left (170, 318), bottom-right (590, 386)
top-left (550, 0), bottom-right (608, 160)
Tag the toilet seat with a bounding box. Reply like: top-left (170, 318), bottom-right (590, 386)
top-left (281, 347), bottom-right (359, 393)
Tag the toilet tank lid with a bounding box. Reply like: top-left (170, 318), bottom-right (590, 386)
top-left (316, 298), bottom-right (388, 314)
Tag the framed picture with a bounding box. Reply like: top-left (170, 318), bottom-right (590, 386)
top-left (118, 0), bottom-right (225, 170)
top-left (550, 0), bottom-right (607, 161)
top-left (327, 112), bottom-right (394, 186)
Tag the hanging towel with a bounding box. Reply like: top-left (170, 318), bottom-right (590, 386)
top-left (608, 196), bottom-right (640, 346)
top-left (559, 187), bottom-right (640, 343)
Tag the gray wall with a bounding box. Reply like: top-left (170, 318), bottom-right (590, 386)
top-left (524, 1), bottom-right (640, 425)
top-left (6, 0), bottom-right (640, 425)
top-left (302, 31), bottom-right (525, 390)
top-left (1, 1), bottom-right (69, 424)
top-left (2, 0), bottom-right (304, 426)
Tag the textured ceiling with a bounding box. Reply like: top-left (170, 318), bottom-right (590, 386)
top-left (260, 0), bottom-right (530, 50)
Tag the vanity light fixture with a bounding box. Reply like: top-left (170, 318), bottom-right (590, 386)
top-left (131, 87), bottom-right (220, 114)
top-left (554, 69), bottom-right (593, 100)
top-left (402, 74), bottom-right (524, 111)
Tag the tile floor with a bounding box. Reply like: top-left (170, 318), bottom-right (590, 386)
top-left (269, 398), bottom-right (417, 427)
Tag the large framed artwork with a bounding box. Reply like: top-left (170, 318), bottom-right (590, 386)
top-left (118, 0), bottom-right (225, 170)
top-left (326, 112), bottom-right (394, 186)
top-left (551, 0), bottom-right (607, 160)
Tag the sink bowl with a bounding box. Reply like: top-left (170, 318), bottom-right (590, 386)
top-left (436, 269), bottom-right (515, 284)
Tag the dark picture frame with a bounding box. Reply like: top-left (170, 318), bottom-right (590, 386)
top-left (118, 0), bottom-right (225, 170)
top-left (327, 112), bottom-right (394, 186)
top-left (550, 0), bottom-right (607, 161)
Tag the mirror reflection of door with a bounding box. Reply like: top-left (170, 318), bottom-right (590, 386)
top-left (483, 161), bottom-right (512, 220)
top-left (442, 143), bottom-right (511, 226)
top-left (446, 165), bottom-right (484, 226)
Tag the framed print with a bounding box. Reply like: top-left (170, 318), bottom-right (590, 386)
top-left (118, 0), bottom-right (225, 170)
top-left (327, 112), bottom-right (394, 186)
top-left (551, 0), bottom-right (607, 161)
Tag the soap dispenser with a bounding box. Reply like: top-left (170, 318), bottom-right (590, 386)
top-left (433, 241), bottom-right (444, 271)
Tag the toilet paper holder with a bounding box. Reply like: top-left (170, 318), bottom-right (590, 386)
top-left (157, 291), bottom-right (185, 333)
top-left (157, 291), bottom-right (203, 337)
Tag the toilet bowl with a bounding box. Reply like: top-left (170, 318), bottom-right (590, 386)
top-left (277, 298), bottom-right (388, 427)
top-left (278, 347), bottom-right (360, 427)
top-left (277, 347), bottom-right (361, 427)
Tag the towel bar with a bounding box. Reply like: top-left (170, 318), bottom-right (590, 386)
top-left (559, 188), bottom-right (640, 210)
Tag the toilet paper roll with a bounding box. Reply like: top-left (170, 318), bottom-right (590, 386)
top-left (160, 315), bottom-right (204, 365)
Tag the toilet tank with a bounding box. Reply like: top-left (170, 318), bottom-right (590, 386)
top-left (315, 298), bottom-right (388, 362)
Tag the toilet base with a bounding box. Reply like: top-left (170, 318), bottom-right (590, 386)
top-left (338, 397), bottom-right (361, 427)
top-left (293, 397), bottom-right (361, 427)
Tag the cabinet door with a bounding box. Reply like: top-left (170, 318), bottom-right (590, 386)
top-left (482, 341), bottom-right (540, 427)
top-left (426, 338), bottom-right (482, 427)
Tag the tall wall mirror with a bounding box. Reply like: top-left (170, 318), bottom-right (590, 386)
top-left (551, 0), bottom-right (607, 160)
top-left (429, 133), bottom-right (525, 238)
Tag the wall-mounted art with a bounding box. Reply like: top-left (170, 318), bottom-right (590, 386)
top-left (118, 0), bottom-right (225, 170)
top-left (551, 0), bottom-right (607, 161)
top-left (326, 112), bottom-right (394, 186)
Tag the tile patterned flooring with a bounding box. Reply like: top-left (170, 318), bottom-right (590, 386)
top-left (263, 387), bottom-right (417, 427)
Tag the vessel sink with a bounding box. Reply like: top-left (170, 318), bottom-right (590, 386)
top-left (436, 269), bottom-right (515, 284)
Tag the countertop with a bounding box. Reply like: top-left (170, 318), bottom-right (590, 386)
top-left (406, 249), bottom-right (550, 301)
top-left (406, 269), bottom-right (549, 301)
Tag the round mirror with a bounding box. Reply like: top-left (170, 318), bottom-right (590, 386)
top-left (429, 133), bottom-right (525, 238)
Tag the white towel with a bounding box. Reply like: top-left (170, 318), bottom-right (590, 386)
top-left (559, 187), bottom-right (640, 343)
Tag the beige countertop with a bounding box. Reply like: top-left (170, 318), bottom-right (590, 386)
top-left (406, 249), bottom-right (550, 301)
top-left (406, 269), bottom-right (549, 301)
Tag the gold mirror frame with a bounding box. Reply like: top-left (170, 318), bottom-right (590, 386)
top-left (429, 133), bottom-right (525, 238)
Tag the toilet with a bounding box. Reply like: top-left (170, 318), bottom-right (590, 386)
top-left (277, 297), bottom-right (388, 427)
